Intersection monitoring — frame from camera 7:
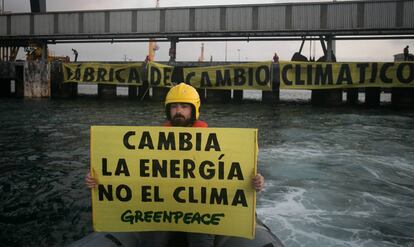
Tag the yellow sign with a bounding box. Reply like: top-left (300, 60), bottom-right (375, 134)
top-left (63, 63), bottom-right (145, 85)
top-left (279, 61), bottom-right (414, 89)
top-left (147, 62), bottom-right (174, 87)
top-left (90, 126), bottom-right (258, 239)
top-left (183, 62), bottom-right (273, 90)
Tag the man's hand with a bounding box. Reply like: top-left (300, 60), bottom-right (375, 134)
top-left (252, 173), bottom-right (265, 192)
top-left (85, 171), bottom-right (97, 189)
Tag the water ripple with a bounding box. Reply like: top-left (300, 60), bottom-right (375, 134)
top-left (1, 98), bottom-right (414, 246)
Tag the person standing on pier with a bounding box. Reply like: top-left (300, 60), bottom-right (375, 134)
top-left (273, 52), bottom-right (279, 63)
top-left (72, 48), bottom-right (78, 62)
top-left (404, 45), bottom-right (409, 61)
top-left (85, 83), bottom-right (265, 247)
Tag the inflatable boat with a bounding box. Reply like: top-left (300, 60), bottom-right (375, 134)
top-left (68, 218), bottom-right (284, 247)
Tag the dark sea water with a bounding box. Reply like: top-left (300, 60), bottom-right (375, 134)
top-left (0, 91), bottom-right (413, 247)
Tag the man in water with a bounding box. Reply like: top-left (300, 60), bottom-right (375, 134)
top-left (86, 83), bottom-right (265, 247)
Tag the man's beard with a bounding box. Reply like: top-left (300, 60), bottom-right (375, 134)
top-left (171, 114), bottom-right (192, 127)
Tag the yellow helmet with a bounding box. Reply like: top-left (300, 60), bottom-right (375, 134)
top-left (165, 83), bottom-right (200, 120)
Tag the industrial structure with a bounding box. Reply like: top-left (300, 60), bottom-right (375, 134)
top-left (0, 0), bottom-right (413, 107)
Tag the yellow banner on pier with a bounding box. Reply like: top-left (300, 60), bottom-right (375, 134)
top-left (183, 62), bottom-right (273, 90)
top-left (90, 126), bottom-right (258, 239)
top-left (63, 63), bottom-right (145, 85)
top-left (279, 61), bottom-right (414, 89)
top-left (147, 62), bottom-right (174, 87)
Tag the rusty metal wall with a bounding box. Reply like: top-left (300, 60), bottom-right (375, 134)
top-left (365, 2), bottom-right (396, 29)
top-left (258, 6), bottom-right (286, 30)
top-left (0, 16), bottom-right (7, 35)
top-left (403, 1), bottom-right (414, 28)
top-left (110, 11), bottom-right (132, 33)
top-left (58, 13), bottom-right (79, 34)
top-left (327, 3), bottom-right (358, 29)
top-left (11, 15), bottom-right (30, 35)
top-left (226, 7), bottom-right (252, 31)
top-left (195, 8), bottom-right (220, 32)
top-left (165, 9), bottom-right (189, 32)
top-left (24, 61), bottom-right (50, 98)
top-left (83, 12), bottom-right (105, 33)
top-left (34, 14), bottom-right (54, 35)
top-left (292, 4), bottom-right (320, 30)
top-left (136, 10), bottom-right (160, 33)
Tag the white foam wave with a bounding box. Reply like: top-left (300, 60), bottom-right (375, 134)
top-left (261, 145), bottom-right (326, 160)
top-left (363, 166), bottom-right (414, 194)
top-left (256, 186), bottom-right (404, 247)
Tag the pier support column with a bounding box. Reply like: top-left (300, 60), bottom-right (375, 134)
top-left (262, 65), bottom-right (280, 104)
top-left (0, 78), bottom-right (11, 97)
top-left (51, 79), bottom-right (77, 98)
top-left (365, 87), bottom-right (380, 107)
top-left (98, 84), bottom-right (116, 99)
top-left (206, 89), bottom-right (231, 103)
top-left (51, 62), bottom-right (77, 98)
top-left (15, 65), bottom-right (24, 97)
top-left (392, 88), bottom-right (414, 109)
top-left (346, 88), bottom-right (358, 104)
top-left (152, 87), bottom-right (169, 101)
top-left (262, 63), bottom-right (280, 104)
top-left (128, 86), bottom-right (138, 99)
top-left (0, 62), bottom-right (15, 96)
top-left (233, 90), bottom-right (243, 103)
top-left (197, 89), bottom-right (206, 103)
top-left (24, 61), bottom-right (50, 98)
top-left (0, 62), bottom-right (22, 97)
top-left (262, 90), bottom-right (279, 104)
top-left (311, 36), bottom-right (341, 106)
top-left (311, 89), bottom-right (342, 106)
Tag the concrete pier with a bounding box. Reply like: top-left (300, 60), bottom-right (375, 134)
top-left (51, 80), bottom-right (77, 98)
top-left (197, 89), bottom-right (206, 103)
top-left (51, 62), bottom-right (77, 98)
top-left (128, 86), bottom-right (138, 99)
top-left (3, 60), bottom-right (412, 110)
top-left (24, 61), bottom-right (50, 98)
top-left (233, 90), bottom-right (243, 103)
top-left (152, 87), bottom-right (169, 101)
top-left (0, 62), bottom-right (13, 97)
top-left (206, 90), bottom-right (231, 103)
top-left (0, 78), bottom-right (23, 97)
top-left (0, 78), bottom-right (12, 97)
top-left (392, 88), bottom-right (414, 109)
top-left (0, 63), bottom-right (23, 97)
top-left (14, 65), bottom-right (24, 97)
top-left (365, 88), bottom-right (380, 107)
top-left (311, 89), bottom-right (342, 106)
top-left (262, 90), bottom-right (279, 104)
top-left (346, 89), bottom-right (359, 105)
top-left (263, 63), bottom-right (280, 104)
top-left (98, 84), bottom-right (117, 99)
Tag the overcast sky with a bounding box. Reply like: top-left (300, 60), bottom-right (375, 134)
top-left (3, 0), bottom-right (412, 62)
